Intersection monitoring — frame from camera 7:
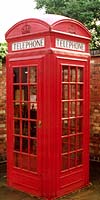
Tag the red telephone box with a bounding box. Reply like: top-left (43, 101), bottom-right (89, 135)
top-left (5, 14), bottom-right (91, 200)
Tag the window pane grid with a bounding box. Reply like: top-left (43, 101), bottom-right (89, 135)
top-left (61, 65), bottom-right (84, 171)
top-left (13, 66), bottom-right (38, 172)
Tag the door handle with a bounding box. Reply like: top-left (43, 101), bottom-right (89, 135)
top-left (38, 120), bottom-right (42, 128)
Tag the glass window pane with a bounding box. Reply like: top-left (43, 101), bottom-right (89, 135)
top-left (70, 152), bottom-right (76, 168)
top-left (30, 104), bottom-right (37, 137)
top-left (30, 121), bottom-right (37, 137)
top-left (13, 86), bottom-right (20, 101)
top-left (30, 67), bottom-right (37, 83)
top-left (62, 66), bottom-right (68, 82)
top-left (62, 120), bottom-right (68, 135)
top-left (69, 101), bottom-right (76, 117)
top-left (14, 119), bottom-right (20, 135)
top-left (62, 137), bottom-right (68, 153)
top-left (77, 118), bottom-right (83, 133)
top-left (30, 86), bottom-right (37, 102)
top-left (13, 68), bottom-right (19, 83)
top-left (14, 104), bottom-right (20, 117)
top-left (77, 134), bottom-right (83, 149)
top-left (70, 67), bottom-right (76, 82)
top-left (14, 136), bottom-right (20, 151)
top-left (77, 68), bottom-right (83, 82)
top-left (70, 136), bottom-right (76, 151)
top-left (77, 151), bottom-right (82, 165)
top-left (30, 104), bottom-right (37, 119)
top-left (21, 67), bottom-right (28, 83)
top-left (77, 84), bottom-right (83, 99)
top-left (22, 103), bottom-right (28, 118)
top-left (22, 120), bottom-right (28, 136)
top-left (62, 155), bottom-right (69, 170)
top-left (70, 84), bottom-right (76, 99)
top-left (30, 139), bottom-right (37, 155)
top-left (77, 102), bottom-right (83, 116)
top-left (70, 118), bottom-right (76, 134)
top-left (62, 84), bottom-right (68, 100)
top-left (22, 138), bottom-right (28, 153)
top-left (14, 152), bottom-right (20, 167)
top-left (62, 102), bottom-right (68, 118)
top-left (22, 85), bottom-right (28, 101)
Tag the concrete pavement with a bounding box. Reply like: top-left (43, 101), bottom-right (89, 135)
top-left (0, 161), bottom-right (100, 200)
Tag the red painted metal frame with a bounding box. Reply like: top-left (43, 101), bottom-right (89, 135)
top-left (56, 56), bottom-right (90, 197)
top-left (5, 14), bottom-right (91, 200)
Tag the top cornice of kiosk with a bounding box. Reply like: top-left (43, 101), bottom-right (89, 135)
top-left (5, 14), bottom-right (91, 41)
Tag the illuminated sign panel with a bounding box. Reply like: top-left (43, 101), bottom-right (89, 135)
top-left (56, 38), bottom-right (85, 51)
top-left (12, 38), bottom-right (45, 51)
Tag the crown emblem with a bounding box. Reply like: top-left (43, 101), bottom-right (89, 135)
top-left (21, 24), bottom-right (31, 34)
top-left (68, 25), bottom-right (76, 34)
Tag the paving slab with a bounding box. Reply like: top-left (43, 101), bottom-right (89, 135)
top-left (0, 161), bottom-right (100, 200)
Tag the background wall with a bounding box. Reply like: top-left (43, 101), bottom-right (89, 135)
top-left (90, 50), bottom-right (100, 161)
top-left (0, 62), bottom-right (6, 162)
top-left (1, 52), bottom-right (100, 163)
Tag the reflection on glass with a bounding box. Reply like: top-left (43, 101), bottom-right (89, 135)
top-left (30, 67), bottom-right (37, 83)
top-left (21, 67), bottom-right (28, 83)
top-left (62, 120), bottom-right (68, 135)
top-left (77, 68), bottom-right (83, 82)
top-left (13, 68), bottom-right (19, 83)
top-left (70, 84), bottom-right (76, 99)
top-left (70, 101), bottom-right (76, 117)
top-left (70, 67), bottom-right (76, 82)
top-left (30, 86), bottom-right (37, 102)
top-left (13, 86), bottom-right (20, 101)
top-left (77, 84), bottom-right (83, 99)
top-left (62, 67), bottom-right (68, 82)
top-left (14, 136), bottom-right (20, 151)
top-left (70, 118), bottom-right (76, 134)
top-left (62, 84), bottom-right (68, 100)
top-left (62, 102), bottom-right (68, 118)
top-left (77, 102), bottom-right (83, 116)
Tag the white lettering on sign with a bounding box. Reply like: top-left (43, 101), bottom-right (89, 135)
top-left (56, 38), bottom-right (85, 51)
top-left (12, 38), bottom-right (45, 51)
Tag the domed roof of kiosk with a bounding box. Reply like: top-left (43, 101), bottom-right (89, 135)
top-left (5, 14), bottom-right (91, 40)
top-left (33, 14), bottom-right (69, 25)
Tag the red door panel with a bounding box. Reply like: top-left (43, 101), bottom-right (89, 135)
top-left (56, 57), bottom-right (89, 196)
top-left (7, 59), bottom-right (43, 196)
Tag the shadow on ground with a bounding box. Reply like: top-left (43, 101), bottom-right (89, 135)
top-left (0, 161), bottom-right (100, 200)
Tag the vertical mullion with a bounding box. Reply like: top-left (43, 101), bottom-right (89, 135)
top-left (68, 65), bottom-right (70, 169)
top-left (75, 66), bottom-right (78, 166)
top-left (27, 66), bottom-right (30, 170)
top-left (19, 67), bottom-right (23, 168)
